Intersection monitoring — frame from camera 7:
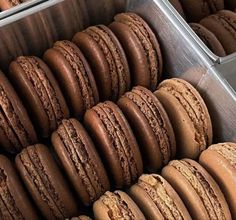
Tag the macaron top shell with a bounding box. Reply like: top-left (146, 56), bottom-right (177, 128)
top-left (0, 155), bottom-right (38, 220)
top-left (0, 71), bottom-right (37, 153)
top-left (93, 191), bottom-right (145, 220)
top-left (162, 159), bottom-right (231, 220)
top-left (9, 56), bottom-right (69, 137)
top-left (51, 118), bottom-right (110, 206)
top-left (129, 174), bottom-right (191, 220)
top-left (109, 12), bottom-right (163, 91)
top-left (44, 40), bottom-right (99, 118)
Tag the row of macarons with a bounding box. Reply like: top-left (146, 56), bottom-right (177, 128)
top-left (1, 141), bottom-right (235, 219)
top-left (0, 12), bottom-right (163, 154)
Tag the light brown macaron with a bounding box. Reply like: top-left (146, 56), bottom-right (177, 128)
top-left (155, 78), bottom-right (212, 159)
top-left (162, 159), bottom-right (232, 220)
top-left (93, 191), bottom-right (145, 220)
top-left (199, 142), bottom-right (236, 219)
top-left (129, 174), bottom-right (191, 220)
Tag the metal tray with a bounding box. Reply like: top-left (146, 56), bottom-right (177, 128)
top-left (0, 0), bottom-right (235, 142)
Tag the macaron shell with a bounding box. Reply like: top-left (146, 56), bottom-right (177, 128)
top-left (51, 118), bottom-right (110, 206)
top-left (15, 144), bottom-right (79, 219)
top-left (199, 143), bottom-right (236, 219)
top-left (0, 155), bottom-right (39, 219)
top-left (162, 159), bottom-right (231, 220)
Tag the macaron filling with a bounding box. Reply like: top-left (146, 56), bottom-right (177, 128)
top-left (170, 160), bottom-right (225, 219)
top-left (56, 119), bottom-right (104, 202)
top-left (137, 174), bottom-right (184, 219)
top-left (0, 168), bottom-right (24, 219)
top-left (101, 192), bottom-right (135, 219)
top-left (53, 41), bottom-right (95, 110)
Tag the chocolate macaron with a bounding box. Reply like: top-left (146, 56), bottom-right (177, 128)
top-left (9, 56), bottom-right (69, 138)
top-left (15, 144), bottom-right (79, 219)
top-left (199, 142), bottom-right (236, 219)
top-left (162, 159), bottom-right (232, 220)
top-left (51, 118), bottom-right (110, 206)
top-left (129, 174), bottom-right (191, 220)
top-left (118, 86), bottom-right (176, 172)
top-left (200, 10), bottom-right (236, 55)
top-left (0, 71), bottom-right (37, 154)
top-left (0, 155), bottom-right (38, 219)
top-left (109, 13), bottom-right (163, 91)
top-left (72, 25), bottom-right (130, 101)
top-left (44, 40), bottom-right (99, 118)
top-left (190, 23), bottom-right (226, 56)
top-left (93, 191), bottom-right (145, 220)
top-left (155, 78), bottom-right (212, 159)
top-left (84, 101), bottom-right (143, 188)
top-left (179, 0), bottom-right (224, 22)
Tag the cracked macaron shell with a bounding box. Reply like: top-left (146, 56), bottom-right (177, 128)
top-left (155, 78), bottom-right (212, 159)
top-left (200, 10), bottom-right (236, 55)
top-left (84, 101), bottom-right (143, 188)
top-left (190, 23), bottom-right (226, 57)
top-left (109, 13), bottom-right (163, 91)
top-left (0, 155), bottom-right (38, 220)
top-left (118, 86), bottom-right (176, 172)
top-left (44, 40), bottom-right (99, 119)
top-left (0, 71), bottom-right (38, 154)
top-left (129, 174), bottom-right (191, 220)
top-left (73, 25), bottom-right (130, 101)
top-left (15, 144), bottom-right (79, 219)
top-left (9, 56), bottom-right (69, 138)
top-left (51, 118), bottom-right (110, 206)
top-left (93, 191), bottom-right (145, 220)
top-left (162, 159), bottom-right (231, 220)
top-left (199, 142), bottom-right (236, 219)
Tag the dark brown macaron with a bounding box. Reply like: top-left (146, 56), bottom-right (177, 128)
top-left (51, 118), bottom-right (110, 206)
top-left (169, 0), bottom-right (186, 20)
top-left (200, 10), bottom-right (236, 55)
top-left (0, 71), bottom-right (38, 154)
top-left (117, 86), bottom-right (176, 172)
top-left (93, 191), bottom-right (145, 220)
top-left (72, 25), bottom-right (130, 101)
top-left (129, 174), bottom-right (191, 220)
top-left (199, 142), bottom-right (236, 219)
top-left (190, 23), bottom-right (226, 57)
top-left (84, 101), bottom-right (143, 188)
top-left (44, 40), bottom-right (99, 119)
top-left (109, 13), bottom-right (163, 91)
top-left (15, 144), bottom-right (79, 219)
top-left (179, 0), bottom-right (224, 22)
top-left (0, 155), bottom-right (39, 220)
top-left (155, 78), bottom-right (212, 159)
top-left (162, 159), bottom-right (232, 220)
top-left (9, 56), bottom-right (69, 138)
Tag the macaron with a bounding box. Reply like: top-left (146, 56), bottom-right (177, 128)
top-left (179, 0), bottom-right (224, 22)
top-left (0, 155), bottom-right (38, 220)
top-left (43, 40), bottom-right (99, 118)
top-left (15, 144), bottom-right (79, 219)
top-left (129, 174), bottom-right (191, 220)
top-left (154, 78), bottom-right (212, 159)
top-left (117, 86), bottom-right (176, 172)
top-left (109, 13), bottom-right (163, 91)
top-left (84, 101), bottom-right (143, 188)
top-left (9, 56), bottom-right (69, 138)
top-left (200, 10), bottom-right (236, 55)
top-left (162, 159), bottom-right (232, 220)
top-left (189, 23), bottom-right (226, 57)
top-left (93, 191), bottom-right (145, 220)
top-left (199, 142), bottom-right (236, 219)
top-left (0, 71), bottom-right (38, 154)
top-left (169, 0), bottom-right (186, 20)
top-left (51, 118), bottom-right (110, 206)
top-left (72, 25), bottom-right (130, 101)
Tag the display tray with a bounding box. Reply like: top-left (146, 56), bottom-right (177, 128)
top-left (0, 0), bottom-right (235, 142)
